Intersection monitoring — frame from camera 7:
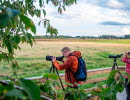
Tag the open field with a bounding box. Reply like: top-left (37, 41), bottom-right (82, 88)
top-left (0, 39), bottom-right (130, 79)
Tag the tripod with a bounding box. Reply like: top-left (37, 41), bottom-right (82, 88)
top-left (111, 58), bottom-right (120, 70)
top-left (111, 57), bottom-right (122, 76)
top-left (45, 64), bottom-right (65, 91)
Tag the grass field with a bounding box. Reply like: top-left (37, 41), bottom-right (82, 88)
top-left (0, 39), bottom-right (130, 80)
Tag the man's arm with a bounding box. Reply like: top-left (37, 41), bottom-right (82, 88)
top-left (52, 57), bottom-right (73, 70)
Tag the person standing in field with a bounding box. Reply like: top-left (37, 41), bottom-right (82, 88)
top-left (122, 51), bottom-right (130, 100)
top-left (52, 47), bottom-right (82, 89)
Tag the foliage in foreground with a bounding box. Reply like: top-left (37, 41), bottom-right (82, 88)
top-left (92, 70), bottom-right (125, 100)
top-left (0, 70), bottom-right (127, 100)
top-left (0, 73), bottom-right (87, 100)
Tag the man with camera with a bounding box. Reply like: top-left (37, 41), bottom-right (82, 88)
top-left (122, 51), bottom-right (130, 100)
top-left (52, 47), bottom-right (82, 88)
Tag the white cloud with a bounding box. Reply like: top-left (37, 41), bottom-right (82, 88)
top-left (107, 0), bottom-right (124, 8)
top-left (31, 0), bottom-right (130, 36)
top-left (121, 28), bottom-right (130, 35)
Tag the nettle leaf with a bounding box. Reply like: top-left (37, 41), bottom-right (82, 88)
top-left (20, 78), bottom-right (40, 100)
top-left (19, 14), bottom-right (36, 34)
top-left (6, 89), bottom-right (27, 100)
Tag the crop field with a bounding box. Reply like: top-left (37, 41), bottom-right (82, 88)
top-left (0, 39), bottom-right (130, 79)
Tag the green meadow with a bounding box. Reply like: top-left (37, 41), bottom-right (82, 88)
top-left (0, 39), bottom-right (129, 80)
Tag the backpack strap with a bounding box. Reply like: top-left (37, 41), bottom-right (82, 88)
top-left (68, 55), bottom-right (79, 75)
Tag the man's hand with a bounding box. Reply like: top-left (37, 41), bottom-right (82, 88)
top-left (52, 56), bottom-right (56, 62)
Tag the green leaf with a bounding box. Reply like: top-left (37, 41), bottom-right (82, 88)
top-left (100, 87), bottom-right (113, 98)
top-left (46, 0), bottom-right (49, 4)
top-left (80, 93), bottom-right (88, 100)
top-left (0, 7), bottom-right (4, 10)
top-left (53, 81), bottom-right (60, 87)
top-left (62, 6), bottom-right (66, 11)
top-left (0, 13), bottom-right (10, 28)
top-left (65, 82), bottom-right (73, 87)
top-left (14, 35), bottom-right (21, 44)
top-left (20, 78), bottom-right (40, 100)
top-left (43, 73), bottom-right (59, 79)
top-left (38, 20), bottom-right (41, 26)
top-left (39, 0), bottom-right (43, 7)
top-left (0, 54), bottom-right (3, 61)
top-left (21, 36), bottom-right (26, 43)
top-left (49, 83), bottom-right (57, 93)
top-left (0, 84), bottom-right (5, 94)
top-left (26, 33), bottom-right (34, 46)
top-left (12, 9), bottom-right (20, 16)
top-left (5, 83), bottom-right (14, 91)
top-left (19, 14), bottom-right (36, 34)
top-left (109, 70), bottom-right (118, 77)
top-left (39, 84), bottom-right (51, 92)
top-left (126, 73), bottom-right (130, 82)
top-left (106, 77), bottom-right (115, 87)
top-left (6, 8), bottom-right (20, 18)
top-left (42, 9), bottom-right (46, 17)
top-left (115, 83), bottom-right (124, 93)
top-left (6, 89), bottom-right (27, 99)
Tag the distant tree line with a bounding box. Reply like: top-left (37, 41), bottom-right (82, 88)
top-left (32, 35), bottom-right (130, 39)
top-left (1, 35), bottom-right (129, 41)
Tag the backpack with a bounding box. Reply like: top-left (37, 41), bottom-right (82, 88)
top-left (70, 56), bottom-right (87, 81)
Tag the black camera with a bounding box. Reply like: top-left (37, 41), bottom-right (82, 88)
top-left (128, 52), bottom-right (130, 54)
top-left (109, 54), bottom-right (123, 58)
top-left (46, 56), bottom-right (64, 61)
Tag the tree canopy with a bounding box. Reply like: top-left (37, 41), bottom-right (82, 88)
top-left (0, 0), bottom-right (77, 62)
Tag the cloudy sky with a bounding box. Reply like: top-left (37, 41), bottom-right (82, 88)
top-left (33, 0), bottom-right (130, 36)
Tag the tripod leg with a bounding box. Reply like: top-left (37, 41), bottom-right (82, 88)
top-left (55, 68), bottom-right (65, 91)
top-left (115, 63), bottom-right (122, 76)
top-left (45, 66), bottom-right (53, 83)
top-left (111, 63), bottom-right (116, 70)
top-left (115, 63), bottom-right (119, 70)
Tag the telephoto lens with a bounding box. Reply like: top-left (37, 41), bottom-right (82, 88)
top-left (109, 54), bottom-right (123, 58)
top-left (46, 56), bottom-right (64, 61)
